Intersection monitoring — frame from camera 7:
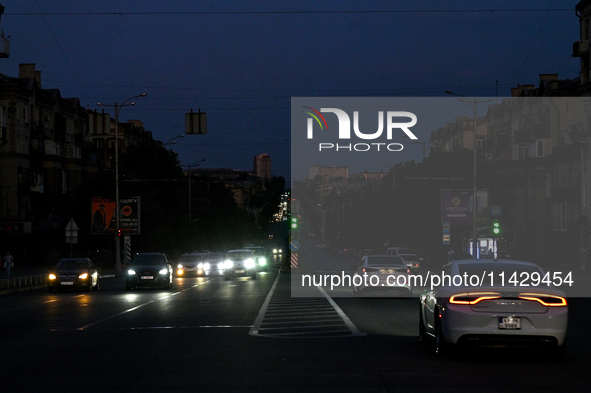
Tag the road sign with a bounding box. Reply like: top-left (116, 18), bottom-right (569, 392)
top-left (65, 218), bottom-right (79, 244)
top-left (491, 205), bottom-right (501, 216)
top-left (289, 241), bottom-right (300, 252)
top-left (443, 234), bottom-right (450, 245)
top-left (290, 253), bottom-right (298, 268)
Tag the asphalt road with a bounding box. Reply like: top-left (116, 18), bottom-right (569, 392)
top-left (1, 263), bottom-right (591, 393)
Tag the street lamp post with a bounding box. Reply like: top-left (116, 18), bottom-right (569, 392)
top-left (97, 93), bottom-right (147, 274)
top-left (187, 159), bottom-right (206, 221)
top-left (445, 91), bottom-right (491, 259)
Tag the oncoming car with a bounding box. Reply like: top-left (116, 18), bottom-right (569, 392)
top-left (177, 252), bottom-right (210, 276)
top-left (244, 245), bottom-right (268, 271)
top-left (352, 255), bottom-right (411, 297)
top-left (126, 253), bottom-right (173, 290)
top-left (419, 259), bottom-right (568, 356)
top-left (222, 249), bottom-right (257, 280)
top-left (48, 258), bottom-right (99, 292)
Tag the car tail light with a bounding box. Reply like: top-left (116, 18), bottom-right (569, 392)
top-left (518, 293), bottom-right (567, 307)
top-left (407, 268), bottom-right (410, 274)
top-left (449, 292), bottom-right (501, 305)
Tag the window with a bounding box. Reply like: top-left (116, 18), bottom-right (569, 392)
top-left (512, 145), bottom-right (529, 160)
top-left (531, 140), bottom-right (545, 157)
top-left (551, 203), bottom-right (571, 231)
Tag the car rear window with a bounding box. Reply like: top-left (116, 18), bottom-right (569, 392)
top-left (366, 256), bottom-right (405, 266)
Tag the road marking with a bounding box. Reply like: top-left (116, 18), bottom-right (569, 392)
top-left (250, 275), bottom-right (364, 338)
top-left (76, 279), bottom-right (213, 330)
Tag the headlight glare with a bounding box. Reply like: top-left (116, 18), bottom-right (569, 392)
top-left (159, 268), bottom-right (168, 275)
top-left (245, 259), bottom-right (255, 268)
top-left (48, 273), bottom-right (56, 280)
top-left (79, 273), bottom-right (88, 279)
top-left (127, 269), bottom-right (136, 275)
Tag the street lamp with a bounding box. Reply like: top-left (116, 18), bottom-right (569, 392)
top-left (445, 91), bottom-right (491, 259)
top-left (97, 92), bottom-right (147, 274)
top-left (164, 134), bottom-right (185, 146)
top-left (187, 159), bottom-right (206, 221)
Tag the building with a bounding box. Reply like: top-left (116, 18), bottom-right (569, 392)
top-left (253, 153), bottom-right (272, 181)
top-left (308, 165), bottom-right (349, 182)
top-left (0, 64), bottom-right (94, 261)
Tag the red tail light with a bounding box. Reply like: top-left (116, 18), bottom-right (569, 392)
top-left (449, 292), bottom-right (501, 305)
top-left (518, 293), bottom-right (567, 307)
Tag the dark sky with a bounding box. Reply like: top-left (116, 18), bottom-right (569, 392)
top-left (0, 1), bottom-right (580, 183)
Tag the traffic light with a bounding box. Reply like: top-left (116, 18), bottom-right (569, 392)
top-left (118, 229), bottom-right (122, 237)
top-left (492, 221), bottom-right (500, 235)
top-left (291, 217), bottom-right (298, 229)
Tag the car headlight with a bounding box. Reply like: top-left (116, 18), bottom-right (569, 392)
top-left (177, 269), bottom-right (184, 275)
top-left (79, 273), bottom-right (88, 279)
top-left (259, 257), bottom-right (267, 266)
top-left (245, 259), bottom-right (255, 269)
top-left (204, 263), bottom-right (210, 270)
top-left (159, 268), bottom-right (168, 275)
top-left (225, 260), bottom-right (233, 269)
top-left (127, 269), bottom-right (136, 275)
top-left (273, 249), bottom-right (278, 253)
top-left (278, 249), bottom-right (283, 254)
top-left (48, 273), bottom-right (56, 280)
top-left (197, 263), bottom-right (203, 268)
top-left (177, 264), bottom-right (183, 269)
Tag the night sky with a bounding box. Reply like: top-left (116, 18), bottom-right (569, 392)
top-left (0, 1), bottom-right (580, 184)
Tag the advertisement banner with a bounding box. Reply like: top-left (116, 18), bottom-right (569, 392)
top-left (91, 197), bottom-right (141, 235)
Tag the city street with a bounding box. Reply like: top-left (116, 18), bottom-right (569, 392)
top-left (2, 263), bottom-right (590, 393)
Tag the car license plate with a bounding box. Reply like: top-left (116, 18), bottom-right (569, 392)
top-left (379, 269), bottom-right (394, 274)
top-left (499, 317), bottom-right (521, 329)
top-left (60, 282), bottom-right (74, 285)
top-left (235, 270), bottom-right (245, 273)
top-left (140, 276), bottom-right (154, 280)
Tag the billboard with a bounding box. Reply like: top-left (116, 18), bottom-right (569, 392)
top-left (91, 197), bottom-right (141, 235)
top-left (441, 189), bottom-right (488, 226)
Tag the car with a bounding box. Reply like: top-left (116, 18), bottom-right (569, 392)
top-left (399, 253), bottom-right (420, 272)
top-left (48, 258), bottom-right (99, 292)
top-left (444, 252), bottom-right (474, 267)
top-left (177, 252), bottom-right (210, 276)
top-left (271, 247), bottom-right (283, 257)
top-left (125, 253), bottom-right (173, 290)
top-left (419, 259), bottom-right (568, 356)
top-left (352, 255), bottom-right (411, 297)
top-left (386, 246), bottom-right (426, 264)
top-left (244, 245), bottom-right (269, 271)
top-left (205, 252), bottom-right (226, 275)
top-left (223, 249), bottom-right (257, 280)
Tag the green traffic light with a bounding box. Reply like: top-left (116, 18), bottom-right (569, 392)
top-left (493, 222), bottom-right (500, 234)
top-left (493, 228), bottom-right (500, 234)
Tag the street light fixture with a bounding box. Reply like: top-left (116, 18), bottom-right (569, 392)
top-left (187, 159), bottom-right (206, 221)
top-left (445, 91), bottom-right (491, 259)
top-left (97, 92), bottom-right (147, 274)
top-left (164, 134), bottom-right (185, 146)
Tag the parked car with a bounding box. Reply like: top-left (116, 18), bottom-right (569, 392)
top-left (223, 249), bottom-right (257, 280)
top-left (48, 258), bottom-right (99, 293)
top-left (126, 253), bottom-right (173, 290)
top-left (177, 252), bottom-right (210, 276)
top-left (352, 255), bottom-right (411, 297)
top-left (419, 259), bottom-right (568, 356)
